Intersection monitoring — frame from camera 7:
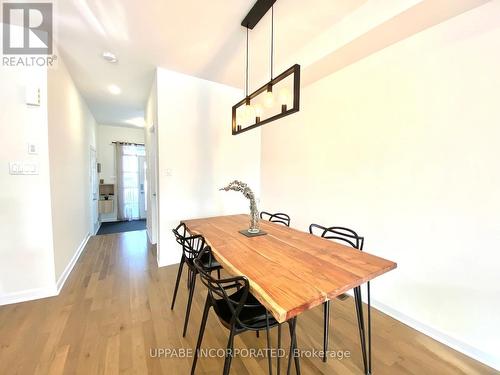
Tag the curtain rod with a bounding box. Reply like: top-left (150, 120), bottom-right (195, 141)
top-left (111, 141), bottom-right (145, 146)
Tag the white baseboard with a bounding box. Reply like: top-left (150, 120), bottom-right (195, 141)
top-left (56, 233), bottom-right (90, 293)
top-left (0, 233), bottom-right (91, 306)
top-left (157, 259), bottom-right (176, 268)
top-left (94, 221), bottom-right (102, 235)
top-left (0, 286), bottom-right (57, 306)
top-left (371, 299), bottom-right (500, 371)
top-left (146, 227), bottom-right (154, 244)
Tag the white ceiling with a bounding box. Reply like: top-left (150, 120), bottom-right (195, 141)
top-left (54, 0), bottom-right (427, 126)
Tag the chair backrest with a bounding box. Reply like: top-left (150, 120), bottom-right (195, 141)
top-left (172, 222), bottom-right (206, 259)
top-left (309, 223), bottom-right (364, 250)
top-left (194, 246), bottom-right (258, 329)
top-left (173, 222), bottom-right (188, 246)
top-left (260, 211), bottom-right (291, 227)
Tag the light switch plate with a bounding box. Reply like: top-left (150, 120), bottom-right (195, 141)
top-left (9, 161), bottom-right (39, 175)
top-left (9, 162), bottom-right (21, 174)
top-left (22, 162), bottom-right (39, 174)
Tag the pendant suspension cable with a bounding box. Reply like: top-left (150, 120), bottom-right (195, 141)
top-left (245, 26), bottom-right (249, 98)
top-left (270, 5), bottom-right (274, 81)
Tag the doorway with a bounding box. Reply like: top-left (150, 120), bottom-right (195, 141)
top-left (97, 143), bottom-right (147, 235)
top-left (116, 143), bottom-right (146, 221)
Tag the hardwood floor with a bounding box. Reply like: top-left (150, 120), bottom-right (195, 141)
top-left (0, 230), bottom-right (496, 374)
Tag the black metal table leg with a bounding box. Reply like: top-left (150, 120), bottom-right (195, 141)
top-left (266, 314), bottom-right (273, 375)
top-left (277, 324), bottom-right (282, 375)
top-left (354, 283), bottom-right (372, 375)
top-left (286, 317), bottom-right (296, 375)
top-left (323, 300), bottom-right (330, 362)
top-left (286, 317), bottom-right (300, 375)
top-left (354, 286), bottom-right (368, 374)
top-left (368, 281), bottom-right (372, 375)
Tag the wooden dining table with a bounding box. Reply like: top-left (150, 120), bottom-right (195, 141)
top-left (182, 214), bottom-right (397, 374)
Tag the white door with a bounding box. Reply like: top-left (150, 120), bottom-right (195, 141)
top-left (89, 147), bottom-right (99, 234)
top-left (138, 155), bottom-right (147, 219)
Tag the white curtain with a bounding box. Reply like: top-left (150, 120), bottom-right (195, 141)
top-left (115, 143), bottom-right (145, 221)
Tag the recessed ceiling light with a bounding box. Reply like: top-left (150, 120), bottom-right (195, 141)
top-left (108, 84), bottom-right (121, 95)
top-left (102, 51), bottom-right (118, 63)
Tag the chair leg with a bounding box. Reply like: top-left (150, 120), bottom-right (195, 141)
top-left (287, 317), bottom-right (300, 375)
top-left (187, 268), bottom-right (192, 290)
top-left (171, 257), bottom-right (185, 310)
top-left (265, 314), bottom-right (272, 375)
top-left (354, 287), bottom-right (368, 374)
top-left (323, 300), bottom-right (330, 362)
top-left (277, 324), bottom-right (282, 375)
top-left (217, 268), bottom-right (221, 279)
top-left (191, 294), bottom-right (210, 375)
top-left (223, 326), bottom-right (236, 375)
top-left (183, 270), bottom-right (197, 337)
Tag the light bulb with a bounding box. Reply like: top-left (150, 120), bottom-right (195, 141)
top-left (247, 105), bottom-right (255, 122)
top-left (243, 103), bottom-right (255, 124)
top-left (263, 90), bottom-right (275, 108)
top-left (254, 104), bottom-right (263, 122)
top-left (236, 109), bottom-right (244, 124)
top-left (254, 104), bottom-right (263, 117)
top-left (278, 88), bottom-right (291, 106)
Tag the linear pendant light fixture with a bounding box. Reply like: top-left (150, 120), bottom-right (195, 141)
top-left (232, 0), bottom-right (300, 135)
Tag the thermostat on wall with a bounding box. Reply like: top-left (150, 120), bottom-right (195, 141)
top-left (28, 143), bottom-right (38, 155)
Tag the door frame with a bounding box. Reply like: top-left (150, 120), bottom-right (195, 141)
top-left (89, 146), bottom-right (99, 235)
top-left (146, 124), bottom-right (159, 244)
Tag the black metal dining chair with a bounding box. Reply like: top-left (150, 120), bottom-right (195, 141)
top-left (191, 246), bottom-right (301, 375)
top-left (170, 222), bottom-right (222, 337)
top-left (260, 211), bottom-right (291, 227)
top-left (309, 224), bottom-right (365, 365)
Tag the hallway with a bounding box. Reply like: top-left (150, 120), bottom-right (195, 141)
top-left (0, 231), bottom-right (494, 374)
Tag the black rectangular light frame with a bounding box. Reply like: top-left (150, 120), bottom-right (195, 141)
top-left (232, 64), bottom-right (300, 135)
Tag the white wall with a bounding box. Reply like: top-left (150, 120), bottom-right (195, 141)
top-left (96, 124), bottom-right (145, 184)
top-left (48, 57), bottom-right (97, 282)
top-left (155, 68), bottom-right (261, 266)
top-left (0, 61), bottom-right (56, 303)
top-left (0, 42), bottom-right (99, 304)
top-left (260, 2), bottom-right (499, 370)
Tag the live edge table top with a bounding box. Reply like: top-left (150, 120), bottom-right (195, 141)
top-left (182, 214), bottom-right (397, 323)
